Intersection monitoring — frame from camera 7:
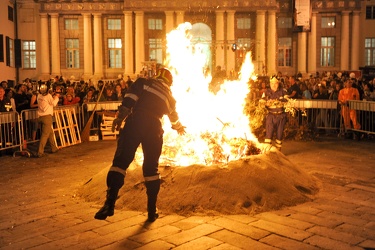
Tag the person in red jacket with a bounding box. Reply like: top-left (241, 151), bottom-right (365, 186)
top-left (63, 93), bottom-right (80, 105)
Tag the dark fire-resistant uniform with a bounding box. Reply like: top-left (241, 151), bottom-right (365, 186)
top-left (263, 87), bottom-right (287, 151)
top-left (95, 72), bottom-right (184, 222)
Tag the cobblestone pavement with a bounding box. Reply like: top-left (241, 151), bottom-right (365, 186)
top-left (0, 138), bottom-right (374, 250)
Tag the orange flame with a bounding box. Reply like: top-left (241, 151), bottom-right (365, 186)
top-left (144, 22), bottom-right (259, 167)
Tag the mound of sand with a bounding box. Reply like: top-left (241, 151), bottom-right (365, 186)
top-left (78, 149), bottom-right (320, 216)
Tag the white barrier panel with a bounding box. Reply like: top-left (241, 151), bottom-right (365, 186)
top-left (0, 112), bottom-right (22, 155)
top-left (86, 101), bottom-right (121, 112)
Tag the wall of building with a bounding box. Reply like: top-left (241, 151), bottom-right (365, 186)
top-left (1, 0), bottom-right (371, 84)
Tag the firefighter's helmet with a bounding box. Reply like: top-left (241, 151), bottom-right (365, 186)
top-left (155, 68), bottom-right (173, 86)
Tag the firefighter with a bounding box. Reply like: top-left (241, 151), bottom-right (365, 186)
top-left (95, 68), bottom-right (186, 222)
top-left (262, 77), bottom-right (288, 151)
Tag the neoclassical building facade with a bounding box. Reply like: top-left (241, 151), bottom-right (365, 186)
top-left (1, 0), bottom-right (375, 84)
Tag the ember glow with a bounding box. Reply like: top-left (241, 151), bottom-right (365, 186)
top-left (141, 22), bottom-right (259, 167)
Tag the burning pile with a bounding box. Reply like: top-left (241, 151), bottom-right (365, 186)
top-left (141, 22), bottom-right (261, 167)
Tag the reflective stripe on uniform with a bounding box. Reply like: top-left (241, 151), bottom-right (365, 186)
top-left (109, 166), bottom-right (127, 177)
top-left (275, 139), bottom-right (282, 145)
top-left (144, 174), bottom-right (161, 182)
top-left (143, 85), bottom-right (172, 112)
top-left (124, 93), bottom-right (139, 102)
top-left (264, 138), bottom-right (272, 144)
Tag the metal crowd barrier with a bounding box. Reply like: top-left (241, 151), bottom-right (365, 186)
top-left (348, 100), bottom-right (375, 134)
top-left (0, 111), bottom-right (24, 156)
top-left (288, 100), bottom-right (342, 135)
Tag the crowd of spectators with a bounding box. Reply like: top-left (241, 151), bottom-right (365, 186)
top-left (0, 75), bottom-right (135, 114)
top-left (251, 71), bottom-right (375, 102)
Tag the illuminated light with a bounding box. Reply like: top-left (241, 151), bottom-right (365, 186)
top-left (136, 22), bottom-right (259, 167)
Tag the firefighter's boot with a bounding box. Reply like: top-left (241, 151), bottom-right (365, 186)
top-left (145, 179), bottom-right (160, 222)
top-left (94, 188), bottom-right (119, 220)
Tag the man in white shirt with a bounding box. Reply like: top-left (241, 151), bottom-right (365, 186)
top-left (36, 82), bottom-right (60, 157)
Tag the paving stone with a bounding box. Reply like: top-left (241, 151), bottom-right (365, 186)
top-left (129, 225), bottom-right (181, 244)
top-left (307, 225), bottom-right (365, 245)
top-left (209, 243), bottom-right (242, 250)
top-left (288, 204), bottom-right (323, 215)
top-left (209, 229), bottom-right (278, 249)
top-left (255, 212), bottom-right (314, 230)
top-left (304, 234), bottom-right (363, 250)
top-left (289, 212), bottom-right (342, 228)
top-left (249, 219), bottom-right (312, 241)
top-left (318, 210), bottom-right (369, 227)
top-left (172, 236), bottom-right (222, 250)
top-left (132, 239), bottom-right (175, 250)
top-left (358, 239), bottom-right (375, 249)
top-left (209, 217), bottom-right (270, 240)
top-left (259, 234), bottom-right (320, 250)
top-left (162, 224), bottom-right (222, 245)
top-left (335, 223), bottom-right (375, 240)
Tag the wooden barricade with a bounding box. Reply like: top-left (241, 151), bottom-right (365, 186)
top-left (97, 111), bottom-right (119, 140)
top-left (53, 106), bottom-right (81, 148)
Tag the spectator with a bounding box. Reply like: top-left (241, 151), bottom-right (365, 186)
top-left (100, 87), bottom-right (118, 101)
top-left (115, 83), bottom-right (124, 101)
top-left (0, 86), bottom-right (12, 112)
top-left (14, 84), bottom-right (30, 113)
top-left (63, 93), bottom-right (80, 105)
top-left (300, 82), bottom-right (312, 99)
top-left (338, 79), bottom-right (361, 131)
top-left (36, 83), bottom-right (59, 157)
top-left (287, 76), bottom-right (301, 99)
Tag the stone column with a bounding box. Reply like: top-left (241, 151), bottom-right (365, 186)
top-left (267, 10), bottom-right (277, 76)
top-left (351, 11), bottom-right (360, 71)
top-left (255, 10), bottom-right (266, 75)
top-left (124, 11), bottom-right (134, 75)
top-left (165, 11), bottom-right (174, 35)
top-left (82, 13), bottom-right (93, 79)
top-left (135, 11), bottom-right (145, 74)
top-left (226, 11), bottom-right (235, 75)
top-left (297, 32), bottom-right (307, 74)
top-left (308, 12), bottom-right (317, 74)
top-left (340, 11), bottom-right (350, 71)
top-left (39, 13), bottom-right (50, 80)
top-left (215, 10), bottom-right (225, 69)
top-left (176, 11), bottom-right (184, 27)
top-left (93, 13), bottom-right (103, 79)
top-left (50, 13), bottom-right (60, 77)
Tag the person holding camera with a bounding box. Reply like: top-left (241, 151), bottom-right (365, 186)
top-left (36, 82), bottom-right (60, 157)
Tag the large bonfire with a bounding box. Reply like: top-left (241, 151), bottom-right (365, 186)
top-left (143, 22), bottom-right (259, 167)
top-left (79, 23), bottom-right (319, 216)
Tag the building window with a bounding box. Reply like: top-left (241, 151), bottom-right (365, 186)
top-left (8, 6), bottom-right (14, 22)
top-left (278, 37), bottom-right (292, 67)
top-left (237, 18), bottom-right (251, 29)
top-left (23, 41), bottom-right (36, 69)
top-left (148, 19), bottom-right (162, 30)
top-left (65, 19), bottom-right (79, 30)
top-left (365, 38), bottom-right (375, 66)
top-left (65, 39), bottom-right (79, 68)
top-left (6, 37), bottom-right (14, 67)
top-left (277, 17), bottom-right (292, 28)
top-left (148, 38), bottom-right (162, 64)
top-left (108, 19), bottom-right (121, 30)
top-left (321, 37), bottom-right (335, 67)
top-left (366, 6), bottom-right (375, 19)
top-left (321, 17), bottom-right (336, 28)
top-left (108, 38), bottom-right (122, 68)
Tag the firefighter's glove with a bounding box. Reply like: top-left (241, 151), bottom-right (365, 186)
top-left (112, 106), bottom-right (130, 132)
top-left (172, 122), bottom-right (186, 136)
